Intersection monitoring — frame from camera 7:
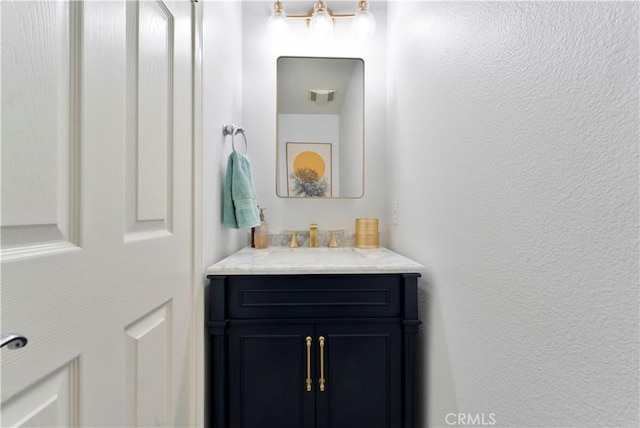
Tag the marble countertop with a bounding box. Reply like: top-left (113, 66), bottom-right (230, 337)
top-left (206, 246), bottom-right (425, 275)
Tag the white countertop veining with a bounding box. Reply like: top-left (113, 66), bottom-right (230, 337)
top-left (206, 246), bottom-right (425, 275)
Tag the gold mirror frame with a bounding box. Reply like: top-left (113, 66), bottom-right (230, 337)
top-left (276, 56), bottom-right (365, 199)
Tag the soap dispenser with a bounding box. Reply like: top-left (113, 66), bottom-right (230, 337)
top-left (254, 207), bottom-right (269, 249)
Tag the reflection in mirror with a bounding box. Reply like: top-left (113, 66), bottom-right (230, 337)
top-left (276, 57), bottom-right (364, 198)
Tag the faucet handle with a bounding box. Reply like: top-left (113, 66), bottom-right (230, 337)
top-left (284, 230), bottom-right (298, 248)
top-left (328, 230), bottom-right (345, 248)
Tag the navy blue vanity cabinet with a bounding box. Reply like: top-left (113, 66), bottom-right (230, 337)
top-left (208, 273), bottom-right (421, 428)
top-left (228, 323), bottom-right (315, 428)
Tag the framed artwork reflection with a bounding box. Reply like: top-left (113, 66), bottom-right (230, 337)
top-left (286, 142), bottom-right (332, 197)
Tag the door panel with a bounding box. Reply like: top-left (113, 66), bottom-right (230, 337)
top-left (228, 324), bottom-right (315, 428)
top-left (316, 323), bottom-right (402, 428)
top-left (0, 359), bottom-right (80, 428)
top-left (1, 0), bottom-right (194, 426)
top-left (124, 302), bottom-right (172, 427)
top-left (125, 0), bottom-right (174, 238)
top-left (1, 0), bottom-right (81, 258)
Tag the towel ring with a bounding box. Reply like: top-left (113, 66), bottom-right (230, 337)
top-left (223, 124), bottom-right (248, 154)
top-left (232, 129), bottom-right (248, 154)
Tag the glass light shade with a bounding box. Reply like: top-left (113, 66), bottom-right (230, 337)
top-left (268, 10), bottom-right (289, 38)
top-left (352, 9), bottom-right (376, 40)
top-left (309, 8), bottom-right (333, 39)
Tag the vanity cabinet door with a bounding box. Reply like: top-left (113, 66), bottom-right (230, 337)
top-left (228, 323), bottom-right (315, 428)
top-left (315, 323), bottom-right (402, 428)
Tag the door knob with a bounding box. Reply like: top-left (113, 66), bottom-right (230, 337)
top-left (1, 333), bottom-right (28, 350)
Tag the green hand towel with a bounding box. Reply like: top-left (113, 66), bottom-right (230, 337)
top-left (223, 152), bottom-right (261, 229)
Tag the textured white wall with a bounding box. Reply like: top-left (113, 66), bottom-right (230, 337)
top-left (387, 2), bottom-right (639, 427)
top-left (241, 0), bottom-right (388, 237)
top-left (202, 1), bottom-right (245, 267)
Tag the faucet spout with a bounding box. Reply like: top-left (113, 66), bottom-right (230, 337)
top-left (309, 224), bottom-right (319, 247)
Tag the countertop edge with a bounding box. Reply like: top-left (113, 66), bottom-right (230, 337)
top-left (205, 267), bottom-right (425, 276)
top-left (204, 246), bottom-right (426, 276)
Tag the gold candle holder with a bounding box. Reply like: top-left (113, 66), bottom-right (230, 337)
top-left (355, 218), bottom-right (379, 248)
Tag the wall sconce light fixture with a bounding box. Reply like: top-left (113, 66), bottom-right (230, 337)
top-left (268, 0), bottom-right (376, 41)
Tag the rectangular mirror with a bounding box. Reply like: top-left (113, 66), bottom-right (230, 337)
top-left (276, 56), bottom-right (364, 198)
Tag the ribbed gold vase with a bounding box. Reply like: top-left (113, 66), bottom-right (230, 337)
top-left (355, 218), bottom-right (379, 248)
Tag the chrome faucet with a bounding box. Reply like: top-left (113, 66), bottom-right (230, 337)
top-left (309, 224), bottom-right (319, 247)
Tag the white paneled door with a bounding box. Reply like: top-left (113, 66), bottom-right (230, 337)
top-left (1, 0), bottom-right (195, 426)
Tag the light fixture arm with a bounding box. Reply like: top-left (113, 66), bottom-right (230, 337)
top-left (268, 0), bottom-right (375, 39)
top-left (275, 0), bottom-right (358, 20)
top-left (313, 0), bottom-right (327, 13)
top-left (273, 0), bottom-right (285, 14)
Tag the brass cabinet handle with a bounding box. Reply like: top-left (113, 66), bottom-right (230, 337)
top-left (318, 336), bottom-right (326, 392)
top-left (305, 336), bottom-right (312, 392)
